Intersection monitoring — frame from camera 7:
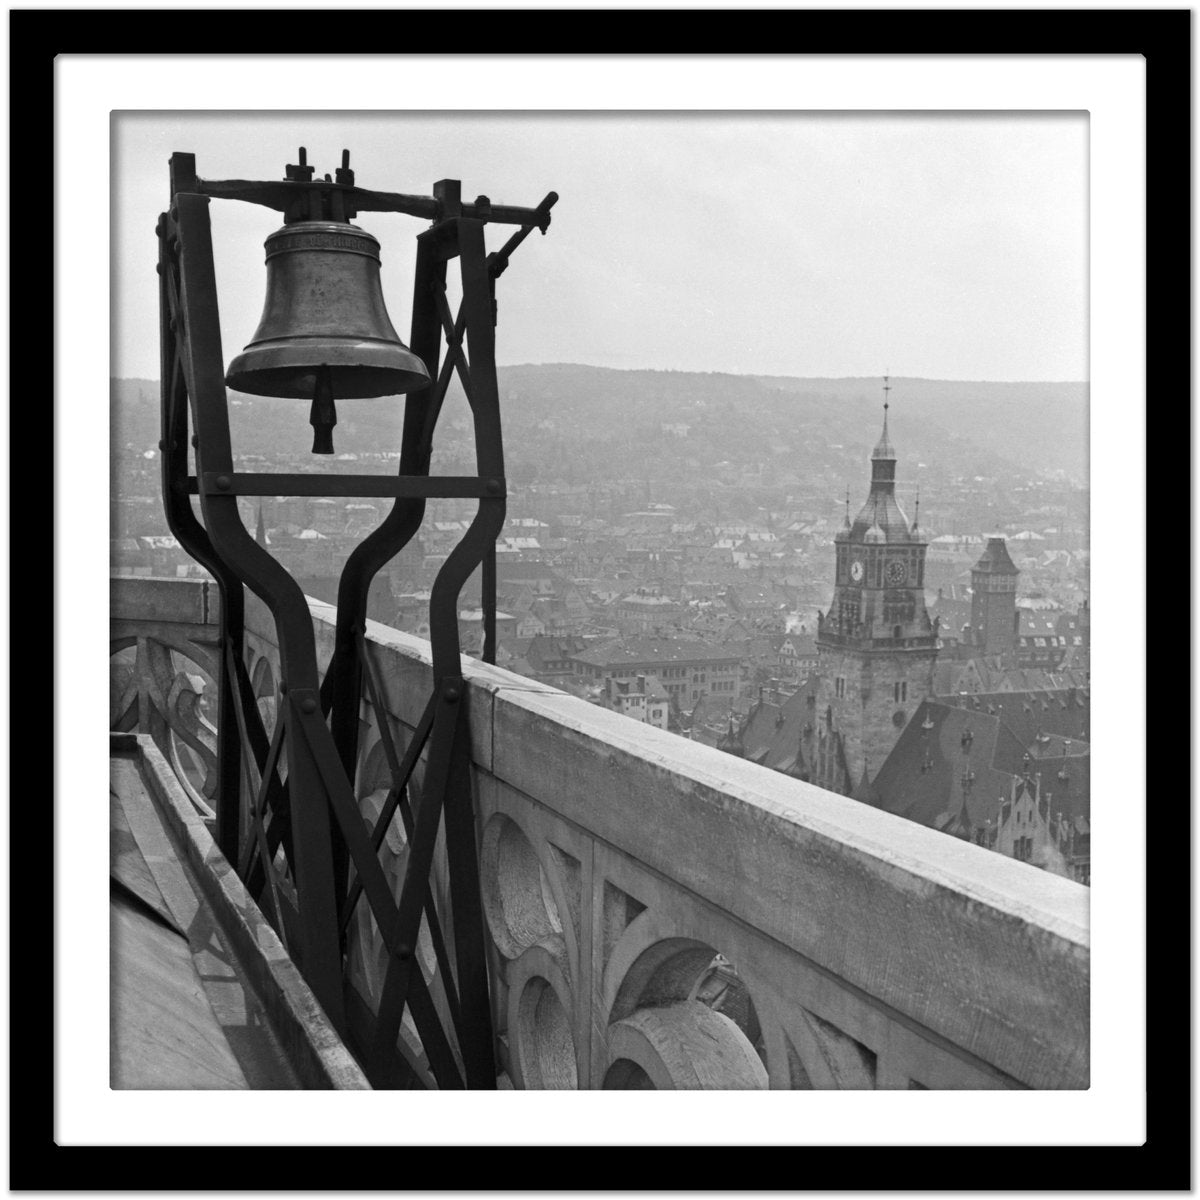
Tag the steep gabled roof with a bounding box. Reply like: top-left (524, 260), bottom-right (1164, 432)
top-left (871, 694), bottom-right (1091, 835)
top-left (947, 688), bottom-right (1089, 747)
top-left (869, 698), bottom-right (1028, 829)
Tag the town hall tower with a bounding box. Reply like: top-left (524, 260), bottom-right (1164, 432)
top-left (815, 379), bottom-right (938, 793)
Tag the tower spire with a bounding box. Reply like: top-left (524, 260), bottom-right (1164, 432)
top-left (872, 371), bottom-right (895, 461)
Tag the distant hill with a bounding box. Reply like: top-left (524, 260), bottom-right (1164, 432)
top-left (751, 374), bottom-right (1088, 482)
top-left (111, 366), bottom-right (1087, 487)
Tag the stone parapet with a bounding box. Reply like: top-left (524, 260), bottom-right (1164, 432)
top-left (112, 576), bottom-right (1089, 1090)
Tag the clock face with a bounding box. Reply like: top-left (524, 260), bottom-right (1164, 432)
top-left (885, 560), bottom-right (908, 586)
top-left (849, 559), bottom-right (864, 583)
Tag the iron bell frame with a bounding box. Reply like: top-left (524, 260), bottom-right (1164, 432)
top-left (157, 150), bottom-right (556, 1088)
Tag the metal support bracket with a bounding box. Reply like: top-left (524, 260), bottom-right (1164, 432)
top-left (159, 152), bottom-right (552, 1089)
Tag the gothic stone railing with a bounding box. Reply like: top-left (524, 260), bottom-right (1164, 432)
top-left (111, 576), bottom-right (1089, 1090)
top-left (111, 577), bottom-right (222, 821)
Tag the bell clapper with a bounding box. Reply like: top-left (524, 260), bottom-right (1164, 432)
top-left (310, 365), bottom-right (337, 454)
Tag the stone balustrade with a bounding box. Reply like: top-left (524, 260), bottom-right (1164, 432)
top-left (110, 576), bottom-right (223, 820)
top-left (111, 575), bottom-right (1089, 1090)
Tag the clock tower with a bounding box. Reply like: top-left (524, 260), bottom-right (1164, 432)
top-left (815, 379), bottom-right (937, 793)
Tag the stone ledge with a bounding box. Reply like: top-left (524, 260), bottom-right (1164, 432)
top-left (114, 585), bottom-right (1089, 1090)
top-left (123, 734), bottom-right (370, 1090)
top-left (485, 682), bottom-right (1087, 1090)
top-left (111, 574), bottom-right (217, 628)
top-left (305, 611), bottom-right (1086, 1089)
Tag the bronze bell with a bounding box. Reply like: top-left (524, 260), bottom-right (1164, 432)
top-left (226, 220), bottom-right (429, 452)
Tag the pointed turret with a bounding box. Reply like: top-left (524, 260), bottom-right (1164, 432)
top-left (786, 722), bottom-right (810, 783)
top-left (938, 762), bottom-right (976, 841)
top-left (717, 712), bottom-right (745, 758)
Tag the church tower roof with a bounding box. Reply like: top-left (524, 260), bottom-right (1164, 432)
top-left (845, 374), bottom-right (919, 544)
top-left (717, 712), bottom-right (745, 757)
top-left (972, 534), bottom-right (1019, 576)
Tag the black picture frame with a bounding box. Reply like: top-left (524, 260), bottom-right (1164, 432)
top-left (17, 6), bottom-right (1185, 1190)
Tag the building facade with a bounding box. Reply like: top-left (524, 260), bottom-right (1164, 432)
top-left (604, 673), bottom-right (671, 729)
top-left (569, 637), bottom-right (741, 709)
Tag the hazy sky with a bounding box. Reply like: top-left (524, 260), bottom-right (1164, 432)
top-left (114, 111), bottom-right (1087, 382)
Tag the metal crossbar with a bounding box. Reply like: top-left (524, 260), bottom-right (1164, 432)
top-left (352, 636), bottom-right (464, 1032)
top-left (431, 282), bottom-right (475, 407)
top-left (223, 640), bottom-right (288, 943)
top-left (290, 692), bottom-right (466, 1089)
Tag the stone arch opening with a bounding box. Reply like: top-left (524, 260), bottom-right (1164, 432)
top-left (480, 814), bottom-right (562, 961)
top-left (611, 939), bottom-right (762, 1047)
top-left (514, 976), bottom-right (577, 1089)
top-left (606, 938), bottom-right (768, 1090)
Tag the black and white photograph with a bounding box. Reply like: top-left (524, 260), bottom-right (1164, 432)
top-left (28, 26), bottom-right (1170, 1174)
top-left (108, 107), bottom-right (1091, 1095)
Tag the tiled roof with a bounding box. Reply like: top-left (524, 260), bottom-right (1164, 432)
top-left (496, 561), bottom-right (560, 581)
top-left (871, 686), bottom-right (1092, 835)
top-left (870, 699), bottom-right (1030, 829)
top-left (1018, 610), bottom-right (1063, 638)
top-left (1028, 732), bottom-right (1089, 759)
top-left (934, 657), bottom-right (1089, 697)
top-left (569, 637), bottom-right (742, 669)
top-left (736, 675), bottom-right (834, 779)
top-left (843, 491), bottom-right (916, 545)
top-left (928, 596), bottom-right (973, 633)
top-left (948, 688), bottom-right (1089, 747)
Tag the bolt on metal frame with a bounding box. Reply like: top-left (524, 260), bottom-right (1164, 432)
top-left (157, 150), bottom-right (556, 1087)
